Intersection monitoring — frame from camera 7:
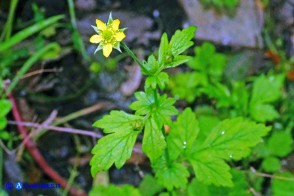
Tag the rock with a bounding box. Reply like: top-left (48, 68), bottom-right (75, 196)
top-left (178, 0), bottom-right (264, 48)
top-left (77, 11), bottom-right (161, 45)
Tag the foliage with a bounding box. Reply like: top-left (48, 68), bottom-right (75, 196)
top-left (90, 25), bottom-right (274, 194)
top-left (0, 99), bottom-right (12, 140)
top-left (200, 0), bottom-right (240, 13)
top-left (169, 42), bottom-right (227, 103)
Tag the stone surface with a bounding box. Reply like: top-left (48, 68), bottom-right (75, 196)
top-left (178, 0), bottom-right (264, 48)
top-left (77, 11), bottom-right (161, 45)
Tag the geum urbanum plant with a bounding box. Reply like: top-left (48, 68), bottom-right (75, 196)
top-left (89, 13), bottom-right (271, 192)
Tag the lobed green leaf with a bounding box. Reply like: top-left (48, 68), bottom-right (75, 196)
top-left (167, 108), bottom-right (199, 161)
top-left (189, 151), bottom-right (233, 187)
top-left (169, 26), bottom-right (197, 56)
top-left (90, 129), bottom-right (139, 176)
top-left (197, 118), bottom-right (271, 161)
top-left (93, 111), bottom-right (143, 133)
top-left (153, 154), bottom-right (190, 191)
top-left (142, 118), bottom-right (166, 161)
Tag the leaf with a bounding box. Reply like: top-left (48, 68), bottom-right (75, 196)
top-left (145, 72), bottom-right (169, 90)
top-left (187, 169), bottom-right (250, 196)
top-left (142, 55), bottom-right (160, 75)
top-left (272, 172), bottom-right (294, 196)
top-left (202, 83), bottom-right (231, 108)
top-left (153, 154), bottom-right (190, 191)
top-left (169, 26), bottom-right (197, 56)
top-left (261, 156), bottom-right (281, 173)
top-left (130, 88), bottom-right (178, 126)
top-left (0, 99), bottom-right (12, 117)
top-left (0, 130), bottom-right (10, 140)
top-left (169, 72), bottom-right (205, 103)
top-left (139, 174), bottom-right (163, 196)
top-left (250, 103), bottom-right (279, 122)
top-left (165, 55), bottom-right (192, 68)
top-left (90, 184), bottom-right (140, 196)
top-left (197, 118), bottom-right (271, 160)
top-left (158, 33), bottom-right (170, 65)
top-left (167, 108), bottom-right (199, 160)
top-left (0, 117), bottom-right (7, 130)
top-left (250, 74), bottom-right (284, 105)
top-left (93, 111), bottom-right (143, 133)
top-left (230, 81), bottom-right (249, 115)
top-left (189, 150), bottom-right (233, 187)
top-left (142, 118), bottom-right (166, 161)
top-left (90, 129), bottom-right (139, 176)
top-left (267, 131), bottom-right (293, 157)
top-left (130, 90), bottom-right (155, 116)
top-left (0, 15), bottom-right (64, 52)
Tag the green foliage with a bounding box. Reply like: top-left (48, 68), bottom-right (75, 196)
top-left (0, 99), bottom-right (12, 140)
top-left (170, 42), bottom-right (227, 103)
top-left (254, 129), bottom-right (293, 173)
top-left (200, 0), bottom-right (240, 12)
top-left (167, 108), bottom-right (199, 160)
top-left (91, 111), bottom-right (142, 176)
top-left (139, 174), bottom-right (163, 196)
top-left (249, 74), bottom-right (284, 122)
top-left (267, 131), bottom-right (293, 157)
top-left (188, 118), bottom-right (270, 187)
top-left (90, 25), bottom-right (277, 195)
top-left (153, 154), bottom-right (190, 191)
top-left (272, 172), bottom-right (294, 196)
top-left (89, 184), bottom-right (140, 196)
top-left (0, 15), bottom-right (64, 53)
top-left (261, 156), bottom-right (281, 173)
top-left (187, 169), bottom-right (250, 196)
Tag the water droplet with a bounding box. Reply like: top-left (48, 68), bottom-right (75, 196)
top-left (229, 154), bottom-right (233, 158)
top-left (183, 141), bottom-right (187, 145)
top-left (221, 131), bottom-right (225, 135)
top-left (183, 145), bottom-right (186, 149)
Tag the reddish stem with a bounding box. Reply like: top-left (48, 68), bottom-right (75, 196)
top-left (8, 93), bottom-right (87, 196)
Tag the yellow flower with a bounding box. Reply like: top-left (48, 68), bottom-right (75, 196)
top-left (89, 13), bottom-right (126, 57)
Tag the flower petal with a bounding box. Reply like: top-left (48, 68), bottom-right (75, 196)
top-left (90, 35), bottom-right (102, 43)
top-left (114, 32), bottom-right (126, 42)
top-left (112, 19), bottom-right (120, 30)
top-left (96, 19), bottom-right (106, 30)
top-left (103, 44), bottom-right (113, 57)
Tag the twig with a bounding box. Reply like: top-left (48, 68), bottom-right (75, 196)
top-left (8, 93), bottom-right (87, 196)
top-left (21, 68), bottom-right (63, 79)
top-left (53, 102), bottom-right (111, 125)
top-left (8, 121), bottom-right (103, 138)
top-left (8, 120), bottom-right (143, 154)
top-left (250, 167), bottom-right (294, 182)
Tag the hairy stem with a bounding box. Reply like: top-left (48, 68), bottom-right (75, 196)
top-left (121, 42), bottom-right (148, 73)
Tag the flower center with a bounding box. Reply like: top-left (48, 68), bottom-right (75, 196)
top-left (103, 29), bottom-right (113, 42)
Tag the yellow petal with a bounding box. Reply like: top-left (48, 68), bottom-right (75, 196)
top-left (96, 19), bottom-right (106, 30)
top-left (112, 19), bottom-right (120, 30)
top-left (89, 35), bottom-right (102, 43)
top-left (103, 44), bottom-right (113, 57)
top-left (114, 32), bottom-right (126, 41)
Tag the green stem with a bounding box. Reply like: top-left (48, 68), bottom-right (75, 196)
top-left (0, 0), bottom-right (19, 41)
top-left (121, 42), bottom-right (147, 73)
top-left (0, 148), bottom-right (2, 186)
top-left (67, 0), bottom-right (90, 62)
top-left (6, 43), bottom-right (59, 95)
